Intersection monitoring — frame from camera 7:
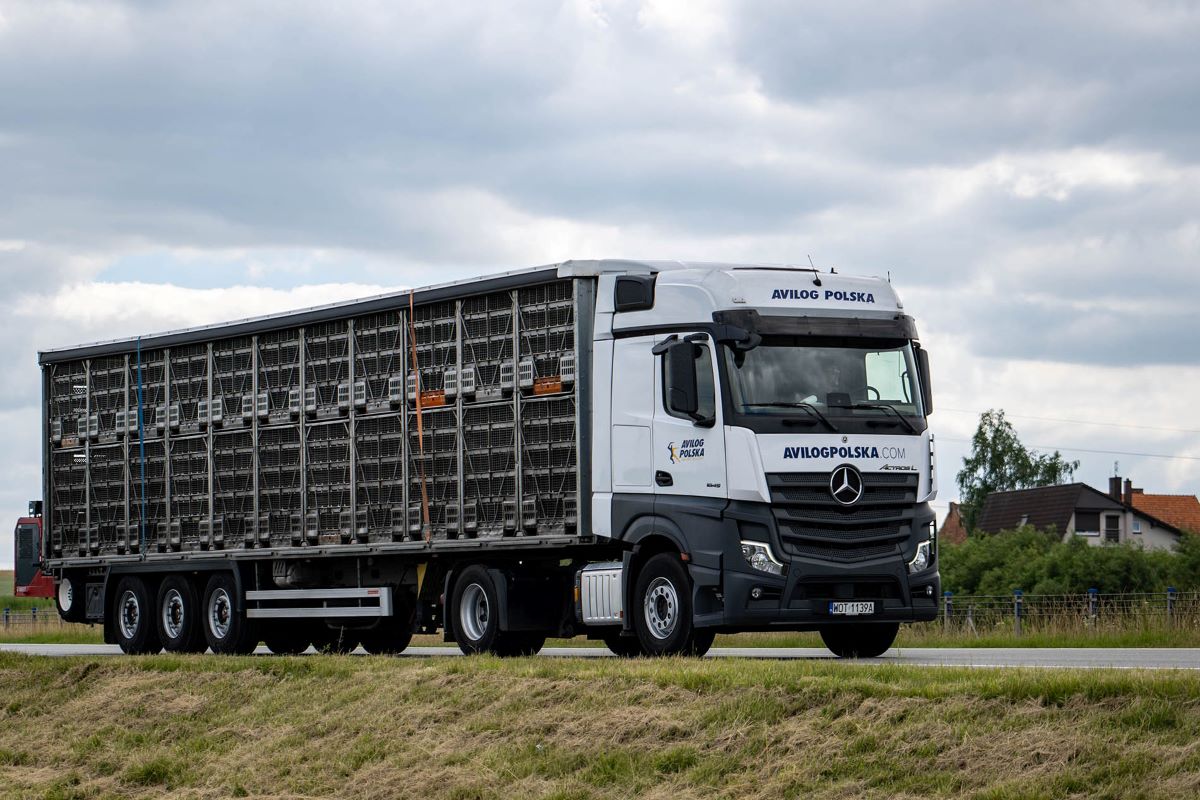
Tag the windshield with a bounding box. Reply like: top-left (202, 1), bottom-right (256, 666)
top-left (723, 336), bottom-right (925, 420)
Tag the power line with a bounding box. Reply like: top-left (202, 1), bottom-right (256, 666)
top-left (939, 406), bottom-right (1200, 436)
top-left (939, 436), bottom-right (1200, 463)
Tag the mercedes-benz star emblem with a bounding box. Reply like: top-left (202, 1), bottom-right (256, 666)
top-left (830, 465), bottom-right (864, 506)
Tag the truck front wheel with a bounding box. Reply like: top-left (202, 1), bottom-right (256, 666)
top-left (113, 576), bottom-right (161, 655)
top-left (632, 553), bottom-right (712, 657)
top-left (819, 622), bottom-right (899, 658)
top-left (202, 573), bottom-right (257, 655)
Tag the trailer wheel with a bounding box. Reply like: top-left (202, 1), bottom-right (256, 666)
top-left (157, 575), bottom-right (206, 653)
top-left (202, 573), bottom-right (257, 655)
top-left (311, 624), bottom-right (360, 654)
top-left (113, 576), bottom-right (162, 655)
top-left (262, 623), bottom-right (312, 655)
top-left (494, 633), bottom-right (546, 657)
top-left (602, 633), bottom-right (646, 658)
top-left (632, 553), bottom-right (705, 657)
top-left (359, 596), bottom-right (415, 655)
top-left (451, 566), bottom-right (501, 655)
top-left (819, 622), bottom-right (899, 658)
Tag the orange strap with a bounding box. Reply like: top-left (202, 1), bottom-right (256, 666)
top-left (408, 292), bottom-right (432, 543)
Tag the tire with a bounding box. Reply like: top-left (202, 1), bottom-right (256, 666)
top-left (451, 566), bottom-right (503, 655)
top-left (359, 596), bottom-right (415, 655)
top-left (201, 573), bottom-right (257, 655)
top-left (262, 622), bottom-right (312, 655)
top-left (450, 565), bottom-right (542, 657)
top-left (311, 624), bottom-right (360, 654)
top-left (603, 632), bottom-right (646, 658)
top-left (113, 576), bottom-right (162, 655)
top-left (632, 553), bottom-right (706, 657)
top-left (156, 575), bottom-right (206, 653)
top-left (688, 629), bottom-right (716, 658)
top-left (820, 622), bottom-right (900, 658)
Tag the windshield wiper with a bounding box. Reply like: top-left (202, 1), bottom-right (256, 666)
top-left (742, 402), bottom-right (840, 433)
top-left (846, 403), bottom-right (918, 434)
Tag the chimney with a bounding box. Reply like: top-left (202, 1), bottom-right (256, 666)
top-left (1123, 478), bottom-right (1134, 505)
top-left (1109, 476), bottom-right (1122, 501)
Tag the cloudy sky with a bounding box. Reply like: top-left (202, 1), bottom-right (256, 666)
top-left (3, 0), bottom-right (1199, 568)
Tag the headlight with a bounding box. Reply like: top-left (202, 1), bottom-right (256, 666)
top-left (740, 541), bottom-right (786, 576)
top-left (908, 539), bottom-right (932, 574)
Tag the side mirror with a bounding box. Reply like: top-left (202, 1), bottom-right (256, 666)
top-left (915, 345), bottom-right (933, 414)
top-left (665, 341), bottom-right (700, 417)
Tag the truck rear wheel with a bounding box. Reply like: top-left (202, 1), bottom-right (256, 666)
top-left (113, 576), bottom-right (161, 655)
top-left (359, 596), bottom-right (415, 655)
top-left (157, 575), bottom-right (206, 653)
top-left (450, 565), bottom-right (543, 657)
top-left (262, 622), bottom-right (312, 655)
top-left (632, 553), bottom-right (709, 657)
top-left (820, 622), bottom-right (899, 658)
top-left (202, 573), bottom-right (257, 655)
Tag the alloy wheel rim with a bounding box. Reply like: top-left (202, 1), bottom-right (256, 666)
top-left (118, 589), bottom-right (141, 640)
top-left (644, 577), bottom-right (679, 640)
top-left (459, 583), bottom-right (489, 642)
top-left (208, 588), bottom-right (232, 640)
top-left (162, 588), bottom-right (186, 640)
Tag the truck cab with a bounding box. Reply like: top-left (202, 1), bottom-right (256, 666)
top-left (586, 262), bottom-right (939, 656)
top-left (14, 501), bottom-right (54, 598)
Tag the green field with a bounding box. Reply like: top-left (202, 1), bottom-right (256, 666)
top-left (1, 653), bottom-right (1199, 799)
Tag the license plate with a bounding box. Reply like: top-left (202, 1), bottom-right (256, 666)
top-left (828, 601), bottom-right (875, 616)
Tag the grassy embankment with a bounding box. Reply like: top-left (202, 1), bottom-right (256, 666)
top-left (1, 653), bottom-right (1199, 799)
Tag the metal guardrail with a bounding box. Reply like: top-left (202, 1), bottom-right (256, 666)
top-left (941, 589), bottom-right (1198, 636)
top-left (1, 606), bottom-right (74, 630)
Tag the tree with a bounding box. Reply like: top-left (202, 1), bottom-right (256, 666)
top-left (955, 409), bottom-right (1079, 531)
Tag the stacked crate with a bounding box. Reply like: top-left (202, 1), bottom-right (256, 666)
top-left (169, 436), bottom-right (208, 550)
top-left (90, 356), bottom-right (126, 443)
top-left (212, 430), bottom-right (253, 549)
top-left (213, 336), bottom-right (252, 428)
top-left (89, 445), bottom-right (125, 554)
top-left (258, 330), bottom-right (300, 424)
top-left (406, 408), bottom-right (458, 539)
top-left (354, 311), bottom-right (404, 412)
top-left (306, 421), bottom-right (351, 543)
top-left (305, 321), bottom-right (349, 418)
top-left (355, 414), bottom-right (404, 542)
top-left (170, 344), bottom-right (208, 434)
top-left (259, 426), bottom-right (301, 547)
top-left (462, 403), bottom-right (517, 537)
top-left (461, 291), bottom-right (515, 401)
top-left (130, 440), bottom-right (167, 552)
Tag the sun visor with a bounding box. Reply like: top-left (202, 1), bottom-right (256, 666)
top-left (712, 309), bottom-right (918, 340)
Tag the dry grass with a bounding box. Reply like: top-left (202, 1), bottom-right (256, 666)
top-left (1, 653), bottom-right (1199, 799)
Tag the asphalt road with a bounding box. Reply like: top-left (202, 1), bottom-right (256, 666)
top-left (2, 642), bottom-right (1198, 669)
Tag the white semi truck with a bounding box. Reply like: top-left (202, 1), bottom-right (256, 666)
top-left (40, 260), bottom-right (938, 658)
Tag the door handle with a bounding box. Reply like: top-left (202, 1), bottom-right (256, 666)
top-left (655, 470), bottom-right (674, 487)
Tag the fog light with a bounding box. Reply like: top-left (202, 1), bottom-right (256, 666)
top-left (740, 541), bottom-right (786, 576)
top-left (926, 585), bottom-right (934, 597)
top-left (750, 587), bottom-right (763, 600)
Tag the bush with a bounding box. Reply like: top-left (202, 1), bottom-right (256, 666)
top-left (939, 526), bottom-right (1200, 595)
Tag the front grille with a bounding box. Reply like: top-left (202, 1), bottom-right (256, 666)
top-left (768, 471), bottom-right (918, 562)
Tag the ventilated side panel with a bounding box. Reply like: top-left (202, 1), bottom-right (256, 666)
top-left (354, 311), bottom-right (403, 412)
top-left (407, 407), bottom-right (458, 539)
top-left (518, 280), bottom-right (575, 392)
top-left (355, 415), bottom-right (404, 542)
top-left (51, 449), bottom-right (86, 556)
top-left (461, 291), bottom-right (515, 402)
top-left (520, 396), bottom-right (578, 534)
top-left (48, 361), bottom-right (87, 446)
top-left (213, 430), bottom-right (253, 549)
top-left (130, 440), bottom-right (167, 551)
top-left (463, 403), bottom-right (517, 537)
top-left (410, 300), bottom-right (456, 396)
top-left (258, 329), bottom-right (301, 424)
top-left (89, 444), bottom-right (125, 555)
top-left (127, 349), bottom-right (167, 436)
top-left (307, 421), bottom-right (351, 542)
top-left (259, 426), bottom-right (301, 546)
top-left (167, 344), bottom-right (208, 435)
top-left (213, 336), bottom-right (253, 428)
top-left (90, 356), bottom-right (126, 443)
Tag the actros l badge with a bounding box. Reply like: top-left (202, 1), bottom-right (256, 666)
top-left (830, 464), bottom-right (864, 506)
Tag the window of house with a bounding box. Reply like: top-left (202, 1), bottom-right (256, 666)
top-left (1104, 515), bottom-right (1121, 543)
top-left (1075, 511), bottom-right (1100, 535)
top-left (1132, 520), bottom-right (1142, 534)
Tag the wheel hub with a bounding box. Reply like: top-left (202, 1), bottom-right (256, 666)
top-left (459, 583), bottom-right (489, 642)
top-left (162, 588), bottom-right (185, 640)
top-left (208, 588), bottom-right (232, 640)
top-left (644, 577), bottom-right (679, 640)
top-left (118, 589), bottom-right (141, 640)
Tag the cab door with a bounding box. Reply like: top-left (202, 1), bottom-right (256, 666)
top-left (651, 334), bottom-right (727, 499)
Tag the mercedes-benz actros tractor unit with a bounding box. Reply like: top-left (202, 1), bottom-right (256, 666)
top-left (39, 260), bottom-right (938, 658)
